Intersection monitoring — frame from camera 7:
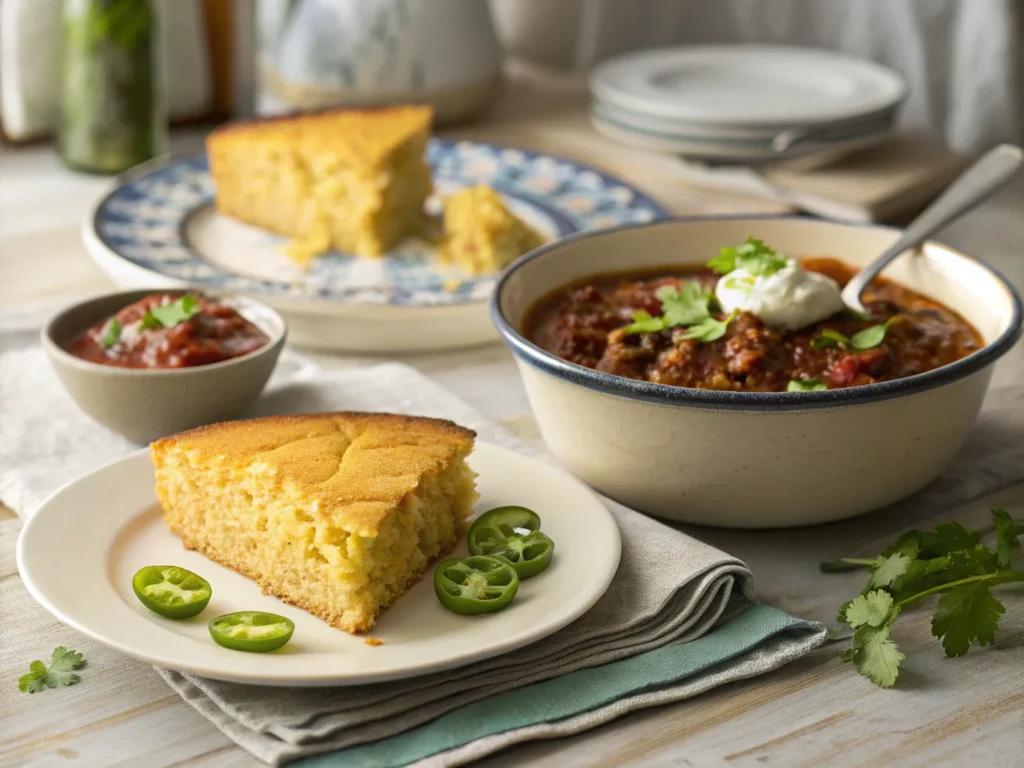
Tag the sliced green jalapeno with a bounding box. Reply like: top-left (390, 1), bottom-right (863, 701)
top-left (208, 611), bottom-right (295, 652)
top-left (132, 565), bottom-right (212, 618)
top-left (467, 506), bottom-right (541, 556)
top-left (475, 530), bottom-right (555, 579)
top-left (433, 555), bottom-right (519, 615)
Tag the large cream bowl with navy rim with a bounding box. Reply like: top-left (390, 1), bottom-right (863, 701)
top-left (491, 216), bottom-right (1022, 528)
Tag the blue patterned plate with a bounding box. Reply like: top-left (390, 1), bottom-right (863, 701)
top-left (84, 138), bottom-right (666, 351)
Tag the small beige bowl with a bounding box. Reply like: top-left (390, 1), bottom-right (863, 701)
top-left (43, 289), bottom-right (287, 444)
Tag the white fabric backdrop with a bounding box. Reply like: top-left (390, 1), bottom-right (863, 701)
top-left (490, 0), bottom-right (1023, 152)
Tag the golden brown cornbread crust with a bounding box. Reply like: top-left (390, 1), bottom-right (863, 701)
top-left (151, 412), bottom-right (475, 538)
top-left (207, 105), bottom-right (433, 167)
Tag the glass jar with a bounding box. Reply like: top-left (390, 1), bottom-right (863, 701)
top-left (59, 0), bottom-right (168, 174)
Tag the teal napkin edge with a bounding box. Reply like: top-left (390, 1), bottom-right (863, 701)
top-left (296, 604), bottom-right (817, 768)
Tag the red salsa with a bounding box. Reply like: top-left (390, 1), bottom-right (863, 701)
top-left (525, 258), bottom-right (983, 392)
top-left (67, 294), bottom-right (269, 368)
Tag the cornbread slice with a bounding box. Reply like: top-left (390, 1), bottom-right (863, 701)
top-left (151, 413), bottom-right (478, 633)
top-left (207, 106), bottom-right (433, 260)
top-left (440, 185), bottom-right (546, 274)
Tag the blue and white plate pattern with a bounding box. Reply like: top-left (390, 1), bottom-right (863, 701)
top-left (91, 139), bottom-right (666, 308)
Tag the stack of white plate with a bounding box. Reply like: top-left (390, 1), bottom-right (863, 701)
top-left (589, 46), bottom-right (907, 163)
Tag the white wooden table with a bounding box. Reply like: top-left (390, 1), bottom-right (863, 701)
top-left (2, 67), bottom-right (1023, 767)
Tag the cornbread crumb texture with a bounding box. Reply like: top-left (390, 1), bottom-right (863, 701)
top-left (151, 412), bottom-right (479, 633)
top-left (207, 106), bottom-right (433, 261)
top-left (152, 412), bottom-right (474, 537)
top-left (441, 184), bottom-right (546, 275)
top-left (365, 637), bottom-right (384, 647)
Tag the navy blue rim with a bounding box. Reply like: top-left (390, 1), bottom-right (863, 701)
top-left (490, 215), bottom-right (1024, 412)
top-left (91, 142), bottom-right (670, 308)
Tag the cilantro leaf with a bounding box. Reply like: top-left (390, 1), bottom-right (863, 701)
top-left (920, 522), bottom-right (981, 558)
top-left (101, 318), bottom-right (122, 349)
top-left (849, 623), bottom-right (904, 688)
top-left (786, 378), bottom-right (827, 392)
top-left (621, 310), bottom-right (665, 335)
top-left (681, 310), bottom-right (738, 342)
top-left (868, 553), bottom-right (912, 589)
top-left (845, 590), bottom-right (894, 628)
top-left (992, 508), bottom-right (1020, 568)
top-left (888, 555), bottom-right (952, 601)
top-left (849, 317), bottom-right (897, 350)
top-left (144, 295), bottom-right (201, 329)
top-left (880, 530), bottom-right (923, 559)
top-left (810, 328), bottom-right (850, 350)
top-left (657, 283), bottom-right (712, 327)
top-left (931, 582), bottom-right (1005, 657)
top-left (707, 237), bottom-right (788, 277)
top-left (19, 647), bottom-right (85, 694)
top-left (620, 283), bottom-right (712, 335)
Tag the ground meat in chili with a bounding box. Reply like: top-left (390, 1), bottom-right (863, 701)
top-left (525, 258), bottom-right (982, 392)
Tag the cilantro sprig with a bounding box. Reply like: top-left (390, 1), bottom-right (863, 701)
top-left (707, 237), bottom-right (788, 277)
top-left (823, 509), bottom-right (1023, 688)
top-left (621, 282), bottom-right (731, 340)
top-left (141, 294), bottom-right (201, 330)
top-left (681, 310), bottom-right (739, 342)
top-left (101, 318), bottom-right (122, 349)
top-left (811, 317), bottom-right (899, 351)
top-left (18, 647), bottom-right (85, 694)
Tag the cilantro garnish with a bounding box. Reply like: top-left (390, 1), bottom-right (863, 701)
top-left (620, 310), bottom-right (664, 335)
top-left (786, 378), bottom-right (827, 392)
top-left (18, 647), bottom-right (85, 694)
top-left (707, 237), bottom-right (788, 277)
top-left (681, 310), bottom-right (738, 342)
top-left (101, 318), bottom-right (122, 349)
top-left (658, 283), bottom-right (713, 328)
top-left (141, 294), bottom-right (201, 330)
top-left (810, 317), bottom-right (898, 352)
top-left (823, 509), bottom-right (1023, 688)
top-left (810, 328), bottom-right (849, 350)
top-left (849, 317), bottom-right (898, 350)
top-left (620, 283), bottom-right (714, 337)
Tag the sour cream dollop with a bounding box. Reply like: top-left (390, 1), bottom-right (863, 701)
top-left (715, 260), bottom-right (844, 330)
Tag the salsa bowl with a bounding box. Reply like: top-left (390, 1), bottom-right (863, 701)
top-left (43, 289), bottom-right (286, 444)
top-left (491, 216), bottom-right (1022, 528)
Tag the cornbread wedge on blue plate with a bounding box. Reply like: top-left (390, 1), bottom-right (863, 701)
top-left (441, 184), bottom-right (546, 274)
top-left (151, 412), bottom-right (478, 634)
top-left (206, 106), bottom-right (433, 262)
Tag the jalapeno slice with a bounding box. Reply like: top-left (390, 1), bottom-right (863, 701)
top-left (132, 565), bottom-right (212, 619)
top-left (475, 530), bottom-right (555, 579)
top-left (208, 611), bottom-right (295, 653)
top-left (467, 506), bottom-right (542, 556)
top-left (433, 555), bottom-right (519, 615)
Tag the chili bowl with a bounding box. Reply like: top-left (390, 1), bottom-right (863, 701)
top-left (43, 289), bottom-right (287, 444)
top-left (491, 216), bottom-right (1022, 528)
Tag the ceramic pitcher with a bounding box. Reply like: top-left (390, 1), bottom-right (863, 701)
top-left (257, 0), bottom-right (503, 124)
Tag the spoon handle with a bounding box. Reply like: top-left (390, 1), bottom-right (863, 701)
top-left (843, 144), bottom-right (1023, 305)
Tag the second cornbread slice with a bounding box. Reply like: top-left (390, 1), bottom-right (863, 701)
top-left (207, 106), bottom-right (433, 260)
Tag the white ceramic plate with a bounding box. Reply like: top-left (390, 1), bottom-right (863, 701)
top-left (83, 139), bottom-right (665, 353)
top-left (590, 104), bottom-right (893, 163)
top-left (590, 45), bottom-right (906, 128)
top-left (17, 442), bottom-right (620, 686)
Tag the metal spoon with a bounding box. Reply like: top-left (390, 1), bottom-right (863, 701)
top-left (841, 143), bottom-right (1023, 314)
